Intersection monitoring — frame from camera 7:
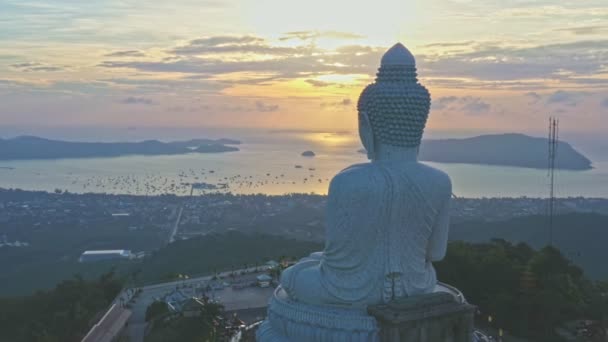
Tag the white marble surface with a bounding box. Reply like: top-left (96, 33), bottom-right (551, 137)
top-left (258, 43), bottom-right (453, 341)
top-left (381, 42), bottom-right (416, 66)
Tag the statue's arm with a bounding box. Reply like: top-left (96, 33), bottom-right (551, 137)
top-left (324, 167), bottom-right (371, 259)
top-left (427, 195), bottom-right (451, 262)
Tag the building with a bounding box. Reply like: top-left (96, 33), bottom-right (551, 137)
top-left (79, 250), bottom-right (131, 263)
top-left (256, 274), bottom-right (273, 288)
top-left (265, 260), bottom-right (279, 269)
top-left (111, 213), bottom-right (131, 217)
top-left (163, 289), bottom-right (190, 313)
top-left (182, 297), bottom-right (207, 317)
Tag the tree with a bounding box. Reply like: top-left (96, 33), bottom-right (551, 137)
top-left (145, 301), bottom-right (169, 322)
top-left (0, 272), bottom-right (122, 342)
top-left (435, 240), bottom-right (604, 340)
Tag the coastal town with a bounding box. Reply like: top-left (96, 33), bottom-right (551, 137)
top-left (2, 188), bottom-right (608, 249)
top-left (2, 188), bottom-right (608, 341)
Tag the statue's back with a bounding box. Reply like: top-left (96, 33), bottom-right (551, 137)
top-left (322, 161), bottom-right (452, 303)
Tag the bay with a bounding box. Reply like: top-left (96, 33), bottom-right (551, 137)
top-left (0, 130), bottom-right (606, 198)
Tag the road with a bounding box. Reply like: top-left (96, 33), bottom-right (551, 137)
top-left (126, 266), bottom-right (270, 342)
top-left (168, 206), bottom-right (183, 244)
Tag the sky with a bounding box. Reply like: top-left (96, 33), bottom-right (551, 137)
top-left (0, 0), bottom-right (607, 137)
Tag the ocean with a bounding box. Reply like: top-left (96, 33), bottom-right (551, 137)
top-left (0, 128), bottom-right (607, 198)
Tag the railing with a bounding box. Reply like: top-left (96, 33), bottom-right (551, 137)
top-left (437, 282), bottom-right (467, 304)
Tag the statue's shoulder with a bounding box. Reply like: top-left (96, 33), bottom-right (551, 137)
top-left (328, 163), bottom-right (378, 194)
top-left (412, 162), bottom-right (452, 197)
top-left (417, 162), bottom-right (451, 184)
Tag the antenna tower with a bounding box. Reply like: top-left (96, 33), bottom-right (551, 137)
top-left (547, 117), bottom-right (559, 247)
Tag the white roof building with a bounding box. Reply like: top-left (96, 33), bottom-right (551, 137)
top-left (79, 250), bottom-right (131, 262)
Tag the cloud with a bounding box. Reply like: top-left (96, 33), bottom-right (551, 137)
top-left (100, 38), bottom-right (384, 80)
top-left (165, 105), bottom-right (202, 113)
top-left (100, 56), bottom-right (331, 78)
top-left (215, 101), bottom-right (279, 113)
top-left (321, 98), bottom-right (352, 107)
top-left (462, 98), bottom-right (491, 114)
top-left (99, 37), bottom-right (608, 92)
top-left (495, 6), bottom-right (608, 19)
top-left (421, 41), bottom-right (475, 48)
top-left (255, 101), bottom-right (279, 112)
top-left (11, 62), bottom-right (40, 68)
top-left (555, 25), bottom-right (608, 35)
top-left (119, 97), bottom-right (157, 105)
top-left (432, 96), bottom-right (491, 114)
top-left (103, 77), bottom-right (227, 93)
top-left (524, 91), bottom-right (542, 104)
top-left (279, 30), bottom-right (364, 41)
top-left (166, 105), bottom-right (185, 112)
top-left (432, 96), bottom-right (459, 110)
top-left (220, 104), bottom-right (250, 112)
top-left (104, 50), bottom-right (146, 57)
top-left (0, 79), bottom-right (35, 88)
top-left (339, 98), bottom-right (352, 106)
top-left (420, 40), bottom-right (608, 85)
top-left (188, 36), bottom-right (264, 46)
top-left (10, 62), bottom-right (63, 72)
top-left (171, 35), bottom-right (308, 56)
top-left (546, 90), bottom-right (589, 107)
top-left (30, 66), bottom-right (63, 72)
top-left (305, 79), bottom-right (334, 87)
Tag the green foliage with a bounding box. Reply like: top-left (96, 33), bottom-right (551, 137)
top-left (145, 301), bottom-right (169, 322)
top-left (0, 271), bottom-right (123, 342)
top-left (0, 219), bottom-right (164, 296)
top-left (145, 301), bottom-right (225, 342)
top-left (136, 231), bottom-right (322, 285)
top-left (450, 213), bottom-right (608, 280)
top-left (436, 240), bottom-right (606, 339)
top-left (2, 226), bottom-right (606, 341)
top-left (145, 317), bottom-right (214, 342)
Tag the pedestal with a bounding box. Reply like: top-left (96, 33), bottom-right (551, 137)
top-left (256, 286), bottom-right (379, 342)
top-left (368, 292), bottom-right (475, 342)
top-left (257, 284), bottom-right (474, 342)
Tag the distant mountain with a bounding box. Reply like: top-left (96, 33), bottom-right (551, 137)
top-left (419, 134), bottom-right (591, 170)
top-left (193, 144), bottom-right (239, 153)
top-left (168, 138), bottom-right (241, 149)
top-left (0, 136), bottom-right (240, 160)
top-left (358, 133), bottom-right (592, 170)
top-left (450, 213), bottom-right (608, 280)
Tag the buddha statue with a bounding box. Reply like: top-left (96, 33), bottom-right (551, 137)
top-left (258, 43), bottom-right (453, 342)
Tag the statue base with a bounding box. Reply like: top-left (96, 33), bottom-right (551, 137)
top-left (368, 290), bottom-right (475, 342)
top-left (257, 284), bottom-right (474, 342)
top-left (256, 286), bottom-right (379, 342)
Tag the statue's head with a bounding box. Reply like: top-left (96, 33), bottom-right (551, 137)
top-left (357, 43), bottom-right (431, 160)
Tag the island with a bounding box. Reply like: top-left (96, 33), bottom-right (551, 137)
top-left (169, 138), bottom-right (241, 149)
top-left (0, 136), bottom-right (241, 160)
top-left (301, 150), bottom-right (316, 157)
top-left (359, 133), bottom-right (592, 170)
top-left (193, 144), bottom-right (239, 153)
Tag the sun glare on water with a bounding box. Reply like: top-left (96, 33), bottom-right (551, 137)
top-left (305, 132), bottom-right (358, 147)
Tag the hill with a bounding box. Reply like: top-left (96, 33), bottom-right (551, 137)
top-left (450, 212), bottom-right (608, 280)
top-left (419, 133), bottom-right (591, 170)
top-left (0, 272), bottom-right (122, 342)
top-left (0, 136), bottom-right (240, 160)
top-left (135, 231), bottom-right (322, 284)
